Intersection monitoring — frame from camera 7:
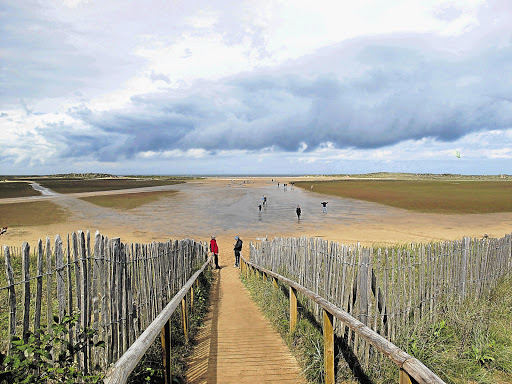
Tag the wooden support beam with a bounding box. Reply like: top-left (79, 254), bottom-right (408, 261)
top-left (181, 298), bottom-right (189, 343)
top-left (400, 369), bottom-right (414, 384)
top-left (160, 320), bottom-right (171, 384)
top-left (323, 309), bottom-right (335, 384)
top-left (289, 287), bottom-right (297, 333)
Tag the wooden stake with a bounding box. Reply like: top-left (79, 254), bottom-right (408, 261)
top-left (160, 320), bottom-right (171, 384)
top-left (290, 286), bottom-right (297, 333)
top-left (323, 309), bottom-right (335, 384)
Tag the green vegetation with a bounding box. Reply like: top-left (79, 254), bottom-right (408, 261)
top-left (0, 182), bottom-right (40, 199)
top-left (295, 179), bottom-right (512, 214)
top-left (242, 272), bottom-right (342, 383)
top-left (80, 190), bottom-right (178, 210)
top-left (128, 269), bottom-right (213, 384)
top-left (315, 172), bottom-right (511, 181)
top-left (37, 178), bottom-right (185, 194)
top-left (0, 200), bottom-right (69, 227)
top-left (391, 276), bottom-right (512, 384)
top-left (0, 313), bottom-right (105, 383)
top-left (242, 269), bottom-right (512, 383)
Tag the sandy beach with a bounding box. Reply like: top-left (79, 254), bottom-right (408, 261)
top-left (1, 176), bottom-right (512, 250)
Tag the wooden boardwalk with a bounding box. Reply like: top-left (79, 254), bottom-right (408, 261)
top-left (185, 244), bottom-right (307, 384)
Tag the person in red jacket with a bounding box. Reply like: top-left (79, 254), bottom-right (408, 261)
top-left (210, 236), bottom-right (220, 269)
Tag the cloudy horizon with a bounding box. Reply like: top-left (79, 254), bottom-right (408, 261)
top-left (1, 0), bottom-right (511, 175)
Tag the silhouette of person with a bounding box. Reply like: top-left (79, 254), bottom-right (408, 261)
top-left (233, 236), bottom-right (243, 267)
top-left (296, 205), bottom-right (301, 220)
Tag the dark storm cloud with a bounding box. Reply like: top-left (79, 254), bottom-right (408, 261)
top-left (47, 32), bottom-right (512, 161)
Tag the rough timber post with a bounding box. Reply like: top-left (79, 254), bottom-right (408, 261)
top-left (323, 309), bottom-right (335, 384)
top-left (161, 320), bottom-right (171, 384)
top-left (289, 286), bottom-right (297, 332)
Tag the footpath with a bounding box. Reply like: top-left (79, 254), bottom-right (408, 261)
top-left (185, 241), bottom-right (307, 384)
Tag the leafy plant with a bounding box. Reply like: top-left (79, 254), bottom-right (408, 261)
top-left (0, 312), bottom-right (105, 383)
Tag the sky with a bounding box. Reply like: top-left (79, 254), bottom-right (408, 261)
top-left (1, 0), bottom-right (511, 175)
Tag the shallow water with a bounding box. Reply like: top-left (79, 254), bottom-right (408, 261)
top-left (48, 180), bottom-right (396, 240)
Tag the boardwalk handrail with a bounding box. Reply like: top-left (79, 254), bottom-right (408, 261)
top-left (240, 255), bottom-right (445, 384)
top-left (104, 255), bottom-right (212, 384)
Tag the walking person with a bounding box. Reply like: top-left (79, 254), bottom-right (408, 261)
top-left (210, 236), bottom-right (220, 269)
top-left (296, 205), bottom-right (301, 220)
top-left (233, 236), bottom-right (243, 267)
top-left (258, 204), bottom-right (262, 212)
top-left (321, 201), bottom-right (328, 213)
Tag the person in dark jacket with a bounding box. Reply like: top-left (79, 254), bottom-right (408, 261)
top-left (233, 236), bottom-right (243, 267)
top-left (296, 205), bottom-right (301, 220)
top-left (210, 236), bottom-right (220, 269)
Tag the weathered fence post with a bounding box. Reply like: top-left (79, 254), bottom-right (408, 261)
top-left (161, 320), bottom-right (171, 384)
top-left (181, 297), bottom-right (189, 343)
top-left (323, 309), bottom-right (335, 384)
top-left (22, 242), bottom-right (30, 343)
top-left (399, 369), bottom-right (414, 384)
top-left (4, 245), bottom-right (16, 352)
top-left (289, 287), bottom-right (297, 332)
top-left (460, 237), bottom-right (470, 301)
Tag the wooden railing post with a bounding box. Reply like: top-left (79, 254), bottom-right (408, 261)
top-left (160, 320), bottom-right (171, 384)
top-left (399, 369), bottom-right (414, 384)
top-left (289, 287), bottom-right (297, 332)
top-left (323, 309), bottom-right (335, 384)
top-left (263, 272), bottom-right (267, 282)
top-left (181, 297), bottom-right (189, 343)
top-left (273, 277), bottom-right (278, 290)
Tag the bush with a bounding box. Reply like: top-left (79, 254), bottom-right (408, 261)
top-left (0, 312), bottom-right (104, 384)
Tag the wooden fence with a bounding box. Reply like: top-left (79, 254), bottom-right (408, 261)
top-left (1, 230), bottom-right (208, 373)
top-left (250, 234), bottom-right (512, 370)
top-left (240, 256), bottom-right (445, 384)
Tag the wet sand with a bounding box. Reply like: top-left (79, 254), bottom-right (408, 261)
top-left (1, 176), bottom-right (512, 248)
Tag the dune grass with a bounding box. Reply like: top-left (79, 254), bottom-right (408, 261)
top-left (79, 190), bottom-right (178, 210)
top-left (242, 267), bottom-right (512, 383)
top-left (295, 180), bottom-right (512, 214)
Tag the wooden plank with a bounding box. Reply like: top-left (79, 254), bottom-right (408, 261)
top-left (460, 237), bottom-right (469, 301)
top-left (91, 231), bottom-right (101, 371)
top-left (4, 245), bottom-right (16, 350)
top-left (79, 231), bottom-right (89, 372)
top-left (181, 297), bottom-right (189, 343)
top-left (22, 242), bottom-right (31, 342)
top-left (34, 240), bottom-right (44, 332)
top-left (119, 243), bottom-right (127, 355)
top-left (384, 248), bottom-right (390, 340)
top-left (323, 309), bottom-right (335, 384)
top-left (111, 238), bottom-right (121, 362)
top-left (66, 234), bottom-right (73, 346)
top-left (399, 369), bottom-right (414, 384)
top-left (45, 237), bottom-right (52, 334)
top-left (290, 286), bottom-right (298, 333)
top-left (390, 249), bottom-right (397, 343)
top-left (365, 249), bottom-right (373, 368)
top-left (161, 320), bottom-right (171, 384)
top-left (55, 235), bottom-right (66, 324)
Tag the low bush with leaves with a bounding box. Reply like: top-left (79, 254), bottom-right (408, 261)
top-left (0, 312), bottom-right (105, 384)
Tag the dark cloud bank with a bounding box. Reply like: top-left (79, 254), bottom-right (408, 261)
top-left (56, 33), bottom-right (512, 161)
